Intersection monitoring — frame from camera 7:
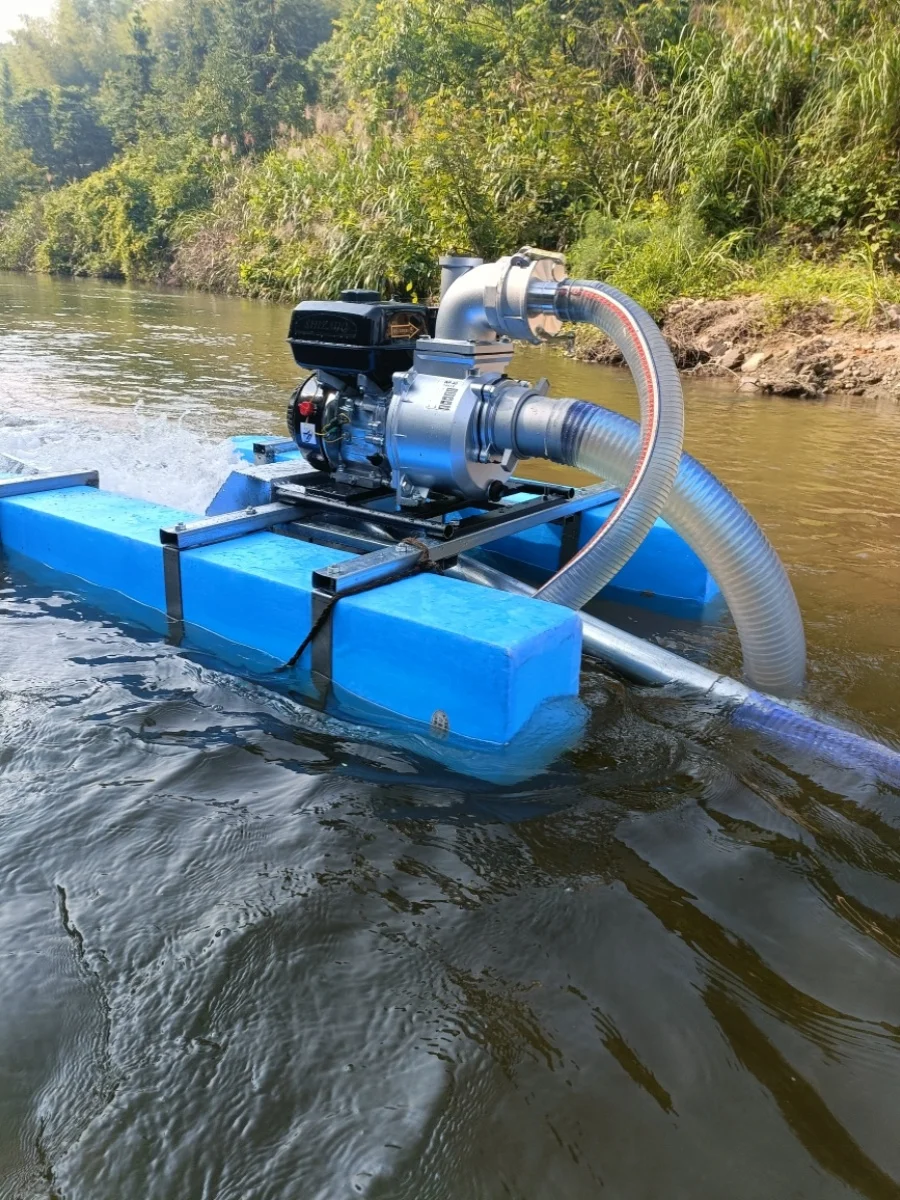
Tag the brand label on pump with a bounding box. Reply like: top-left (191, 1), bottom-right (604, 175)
top-left (439, 382), bottom-right (458, 412)
top-left (299, 422), bottom-right (317, 447)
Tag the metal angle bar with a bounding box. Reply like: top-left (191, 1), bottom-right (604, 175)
top-left (442, 492), bottom-right (568, 537)
top-left (273, 484), bottom-right (448, 535)
top-left (506, 476), bottom-right (578, 499)
top-left (312, 538), bottom-right (444, 594)
top-left (159, 502), bottom-right (306, 550)
top-left (159, 503), bottom-right (306, 645)
top-left (253, 439), bottom-right (297, 464)
top-left (310, 588), bottom-right (334, 697)
top-left (0, 470), bottom-right (99, 498)
top-left (438, 484), bottom-right (617, 555)
top-left (311, 484), bottom-right (618, 594)
top-left (557, 511), bottom-right (584, 568)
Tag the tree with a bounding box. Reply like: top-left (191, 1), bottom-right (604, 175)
top-left (8, 89), bottom-right (55, 173)
top-left (0, 117), bottom-right (43, 210)
top-left (98, 9), bottom-right (157, 146)
top-left (51, 84), bottom-right (114, 179)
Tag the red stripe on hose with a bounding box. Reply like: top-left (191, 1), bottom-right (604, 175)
top-left (540, 283), bottom-right (661, 587)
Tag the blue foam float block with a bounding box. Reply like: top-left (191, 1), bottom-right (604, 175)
top-left (0, 485), bottom-right (195, 612)
top-left (0, 480), bottom-right (582, 747)
top-left (485, 502), bottom-right (720, 618)
top-left (206, 458), bottom-right (316, 515)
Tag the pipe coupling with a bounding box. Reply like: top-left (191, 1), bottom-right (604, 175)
top-left (435, 248), bottom-right (566, 344)
top-left (484, 252), bottom-right (566, 343)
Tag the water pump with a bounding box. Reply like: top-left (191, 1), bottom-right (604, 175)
top-left (286, 255), bottom-right (564, 507)
top-left (279, 249), bottom-right (804, 698)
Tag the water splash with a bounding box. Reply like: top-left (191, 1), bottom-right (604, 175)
top-left (0, 403), bottom-right (239, 514)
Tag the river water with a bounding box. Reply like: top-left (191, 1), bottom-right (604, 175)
top-left (1, 272), bottom-right (899, 1200)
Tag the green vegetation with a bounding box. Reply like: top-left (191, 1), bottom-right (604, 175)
top-left (1, 0), bottom-right (899, 329)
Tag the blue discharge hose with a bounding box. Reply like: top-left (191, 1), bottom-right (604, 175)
top-left (729, 693), bottom-right (900, 791)
top-left (454, 561), bottom-right (900, 791)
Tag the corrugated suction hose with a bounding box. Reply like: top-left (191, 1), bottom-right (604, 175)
top-left (512, 401), bottom-right (806, 698)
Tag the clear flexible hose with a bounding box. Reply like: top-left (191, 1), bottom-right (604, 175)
top-left (533, 281), bottom-right (684, 609)
top-left (512, 400), bottom-right (806, 697)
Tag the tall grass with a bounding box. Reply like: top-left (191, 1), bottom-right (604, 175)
top-left (569, 203), bottom-right (745, 316)
top-left (734, 244), bottom-right (900, 325)
top-left (647, 0), bottom-right (900, 249)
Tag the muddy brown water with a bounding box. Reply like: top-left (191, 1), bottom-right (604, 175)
top-left (1, 272), bottom-right (900, 1200)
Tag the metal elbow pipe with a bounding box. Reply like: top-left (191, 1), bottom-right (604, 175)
top-left (438, 254), bottom-right (485, 301)
top-left (434, 253), bottom-right (566, 343)
top-left (436, 254), bottom-right (686, 612)
top-left (434, 263), bottom-right (502, 342)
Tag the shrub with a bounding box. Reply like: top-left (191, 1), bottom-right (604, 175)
top-left (28, 137), bottom-right (217, 279)
top-left (569, 201), bottom-right (744, 317)
top-left (0, 196), bottom-right (46, 270)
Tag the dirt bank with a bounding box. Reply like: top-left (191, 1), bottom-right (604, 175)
top-left (575, 296), bottom-right (900, 403)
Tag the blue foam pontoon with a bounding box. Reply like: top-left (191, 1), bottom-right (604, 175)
top-left (0, 475), bottom-right (583, 755)
top-left (0, 418), bottom-right (725, 781)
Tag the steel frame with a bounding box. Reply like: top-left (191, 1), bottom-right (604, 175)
top-left (1, 466), bottom-right (612, 695)
top-left (153, 475), bottom-right (615, 676)
top-left (159, 501), bottom-right (306, 644)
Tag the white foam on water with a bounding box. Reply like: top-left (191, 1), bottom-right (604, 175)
top-left (0, 402), bottom-right (241, 514)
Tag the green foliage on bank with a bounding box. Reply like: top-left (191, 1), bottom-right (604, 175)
top-left (1, 0), bottom-right (899, 325)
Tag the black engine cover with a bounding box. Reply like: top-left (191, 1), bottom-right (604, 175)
top-left (287, 291), bottom-right (435, 388)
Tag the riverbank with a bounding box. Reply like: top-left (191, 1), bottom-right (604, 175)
top-left (5, 252), bottom-right (900, 404)
top-left (575, 294), bottom-right (900, 404)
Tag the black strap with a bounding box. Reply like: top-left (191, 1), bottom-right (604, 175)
top-left (276, 541), bottom-right (433, 674)
top-left (162, 544), bottom-right (185, 646)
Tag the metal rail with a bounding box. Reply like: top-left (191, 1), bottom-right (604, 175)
top-left (0, 470), bottom-right (99, 498)
top-left (159, 502), bottom-right (306, 550)
top-left (274, 483), bottom-right (451, 536)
